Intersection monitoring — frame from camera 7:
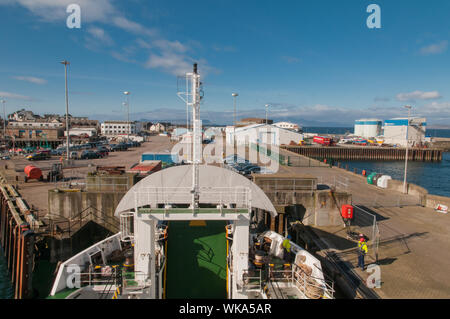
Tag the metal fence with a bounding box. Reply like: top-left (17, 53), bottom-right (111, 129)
top-left (352, 192), bottom-right (423, 208)
top-left (318, 175), bottom-right (349, 191)
top-left (347, 205), bottom-right (380, 262)
top-left (283, 154), bottom-right (329, 167)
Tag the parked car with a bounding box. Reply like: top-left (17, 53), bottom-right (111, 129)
top-left (95, 149), bottom-right (108, 158)
top-left (110, 144), bottom-right (128, 152)
top-left (80, 150), bottom-right (100, 159)
top-left (242, 165), bottom-right (261, 175)
top-left (26, 152), bottom-right (51, 161)
top-left (70, 151), bottom-right (79, 160)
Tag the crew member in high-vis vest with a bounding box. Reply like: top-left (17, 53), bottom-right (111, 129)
top-left (357, 234), bottom-right (368, 270)
top-left (282, 235), bottom-right (293, 262)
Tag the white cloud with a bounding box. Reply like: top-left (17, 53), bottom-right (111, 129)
top-left (1, 0), bottom-right (116, 22)
top-left (87, 26), bottom-right (114, 45)
top-left (145, 52), bottom-right (192, 76)
top-left (12, 75), bottom-right (47, 84)
top-left (111, 16), bottom-right (157, 36)
top-left (0, 91), bottom-right (34, 101)
top-left (419, 40), bottom-right (448, 55)
top-left (1, 0), bottom-right (212, 76)
top-left (396, 90), bottom-right (442, 101)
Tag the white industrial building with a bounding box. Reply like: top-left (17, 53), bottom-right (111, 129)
top-left (101, 121), bottom-right (137, 136)
top-left (382, 117), bottom-right (426, 147)
top-left (273, 121), bottom-right (301, 132)
top-left (354, 119), bottom-right (382, 138)
top-left (225, 124), bottom-right (304, 146)
top-left (64, 127), bottom-right (97, 137)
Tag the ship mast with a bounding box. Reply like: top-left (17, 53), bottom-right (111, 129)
top-left (177, 63), bottom-right (202, 209)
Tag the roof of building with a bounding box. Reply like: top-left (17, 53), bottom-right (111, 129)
top-left (130, 161), bottom-right (162, 173)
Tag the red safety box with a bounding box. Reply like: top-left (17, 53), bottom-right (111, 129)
top-left (341, 204), bottom-right (354, 219)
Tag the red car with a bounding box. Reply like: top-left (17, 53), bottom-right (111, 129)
top-left (95, 148), bottom-right (109, 157)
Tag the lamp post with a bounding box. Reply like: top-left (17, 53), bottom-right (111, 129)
top-left (232, 93), bottom-right (238, 127)
top-left (232, 93), bottom-right (238, 150)
top-left (60, 60), bottom-right (70, 160)
top-left (123, 91), bottom-right (131, 142)
top-left (403, 105), bottom-right (412, 194)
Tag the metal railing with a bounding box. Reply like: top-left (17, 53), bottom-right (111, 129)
top-left (77, 266), bottom-right (120, 288)
top-left (257, 178), bottom-right (317, 193)
top-left (134, 186), bottom-right (252, 209)
top-left (122, 271), bottom-right (150, 291)
top-left (239, 266), bottom-right (335, 299)
top-left (241, 269), bottom-right (263, 292)
top-left (45, 206), bottom-right (120, 237)
top-left (356, 193), bottom-right (422, 208)
top-left (349, 205), bottom-right (381, 262)
top-left (318, 175), bottom-right (349, 191)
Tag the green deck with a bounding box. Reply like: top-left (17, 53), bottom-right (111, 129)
top-left (46, 288), bottom-right (77, 299)
top-left (166, 221), bottom-right (227, 299)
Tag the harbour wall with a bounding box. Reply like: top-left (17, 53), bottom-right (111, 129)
top-left (48, 189), bottom-right (125, 233)
top-left (281, 146), bottom-right (443, 162)
top-left (0, 175), bottom-right (38, 299)
top-left (332, 159), bottom-right (450, 210)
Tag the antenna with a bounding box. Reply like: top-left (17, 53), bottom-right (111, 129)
top-left (177, 63), bottom-right (203, 209)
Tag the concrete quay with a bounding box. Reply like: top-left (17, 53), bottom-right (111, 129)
top-left (278, 148), bottom-right (450, 298)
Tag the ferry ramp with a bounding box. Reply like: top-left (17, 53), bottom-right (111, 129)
top-left (165, 221), bottom-right (227, 299)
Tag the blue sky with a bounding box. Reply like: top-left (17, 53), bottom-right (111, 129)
top-left (0, 0), bottom-right (450, 126)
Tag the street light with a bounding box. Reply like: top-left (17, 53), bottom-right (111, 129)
top-left (403, 105), bottom-right (412, 194)
top-left (232, 93), bottom-right (238, 150)
top-left (232, 93), bottom-right (238, 127)
top-left (123, 91), bottom-right (131, 142)
top-left (265, 104), bottom-right (269, 125)
top-left (60, 60), bottom-right (70, 160)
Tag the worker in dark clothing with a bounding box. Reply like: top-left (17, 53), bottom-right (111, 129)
top-left (357, 234), bottom-right (368, 270)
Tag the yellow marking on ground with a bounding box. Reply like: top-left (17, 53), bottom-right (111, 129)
top-left (189, 220), bottom-right (207, 226)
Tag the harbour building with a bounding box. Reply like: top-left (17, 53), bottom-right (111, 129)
top-left (225, 123), bottom-right (304, 146)
top-left (354, 119), bottom-right (382, 138)
top-left (382, 117), bottom-right (426, 147)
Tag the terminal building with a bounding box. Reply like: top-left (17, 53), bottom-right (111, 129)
top-left (354, 119), bottom-right (382, 138)
top-left (382, 117), bottom-right (426, 147)
top-left (101, 121), bottom-right (137, 136)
